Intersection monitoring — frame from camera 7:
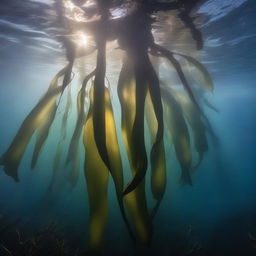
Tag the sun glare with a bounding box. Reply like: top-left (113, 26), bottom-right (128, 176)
top-left (76, 32), bottom-right (88, 47)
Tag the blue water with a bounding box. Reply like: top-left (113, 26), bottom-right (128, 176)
top-left (0, 0), bottom-right (256, 255)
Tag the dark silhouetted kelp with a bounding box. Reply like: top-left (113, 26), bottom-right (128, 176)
top-left (0, 0), bottom-right (217, 254)
top-left (66, 70), bottom-right (95, 186)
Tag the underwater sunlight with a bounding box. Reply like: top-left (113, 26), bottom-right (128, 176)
top-left (0, 0), bottom-right (255, 255)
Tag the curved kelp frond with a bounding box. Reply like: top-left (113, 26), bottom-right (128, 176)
top-left (173, 90), bottom-right (209, 171)
top-left (118, 57), bottom-right (152, 245)
top-left (145, 93), bottom-right (166, 218)
top-left (0, 66), bottom-right (69, 180)
top-left (0, 0), bottom-right (217, 254)
top-left (84, 85), bottom-right (135, 251)
top-left (161, 86), bottom-right (192, 185)
top-left (66, 70), bottom-right (95, 186)
top-left (174, 52), bottom-right (214, 92)
top-left (83, 88), bottom-right (109, 254)
top-left (150, 44), bottom-right (203, 115)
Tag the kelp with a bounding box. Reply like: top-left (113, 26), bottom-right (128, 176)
top-left (122, 56), bottom-right (148, 195)
top-left (151, 43), bottom-right (217, 141)
top-left (175, 52), bottom-right (214, 92)
top-left (83, 89), bottom-right (109, 253)
top-left (0, 221), bottom-right (78, 256)
top-left (0, 66), bottom-right (69, 180)
top-left (84, 84), bottom-right (134, 252)
top-left (161, 86), bottom-right (192, 184)
top-left (0, 0), bottom-right (217, 254)
top-left (174, 90), bottom-right (208, 170)
top-left (178, 0), bottom-right (204, 50)
top-left (66, 70), bottom-right (95, 165)
top-left (66, 70), bottom-right (95, 186)
top-left (31, 100), bottom-right (58, 169)
top-left (117, 12), bottom-right (164, 196)
top-left (146, 55), bottom-right (166, 216)
top-left (145, 93), bottom-right (166, 218)
top-left (30, 69), bottom-right (74, 169)
top-left (118, 57), bottom-right (152, 244)
top-left (150, 44), bottom-right (203, 116)
top-left (91, 5), bottom-right (111, 173)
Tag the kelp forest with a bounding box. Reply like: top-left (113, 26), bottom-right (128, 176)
top-left (2, 0), bottom-right (244, 255)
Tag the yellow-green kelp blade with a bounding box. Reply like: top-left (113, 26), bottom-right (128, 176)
top-left (175, 91), bottom-right (208, 170)
top-left (104, 86), bottom-right (135, 242)
top-left (145, 93), bottom-right (166, 218)
top-left (161, 86), bottom-right (192, 185)
top-left (173, 52), bottom-right (214, 92)
top-left (122, 57), bottom-right (148, 196)
top-left (84, 84), bottom-right (134, 252)
top-left (66, 70), bottom-right (95, 165)
top-left (83, 88), bottom-right (109, 254)
top-left (31, 96), bottom-right (58, 169)
top-left (118, 58), bottom-right (152, 245)
top-left (31, 64), bottom-right (74, 169)
top-left (145, 56), bottom-right (165, 218)
top-left (66, 70), bottom-right (95, 186)
top-left (0, 66), bottom-right (69, 180)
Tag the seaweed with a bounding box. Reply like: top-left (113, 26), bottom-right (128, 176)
top-left (0, 0), bottom-right (217, 253)
top-left (0, 221), bottom-right (82, 256)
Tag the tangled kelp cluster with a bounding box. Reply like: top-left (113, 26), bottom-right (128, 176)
top-left (0, 0), bottom-right (216, 254)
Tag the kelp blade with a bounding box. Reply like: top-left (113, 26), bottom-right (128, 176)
top-left (174, 52), bottom-right (214, 92)
top-left (84, 99), bottom-right (109, 254)
top-left (0, 86), bottom-right (61, 180)
top-left (92, 40), bottom-right (110, 171)
top-left (84, 84), bottom-right (133, 251)
top-left (145, 93), bottom-right (166, 217)
top-left (151, 44), bottom-right (204, 119)
top-left (31, 96), bottom-right (58, 168)
top-left (66, 70), bottom-right (95, 165)
top-left (0, 65), bottom-right (70, 179)
top-left (174, 91), bottom-right (208, 170)
top-left (118, 59), bottom-right (152, 245)
top-left (104, 87), bottom-right (135, 241)
top-left (66, 70), bottom-right (95, 186)
top-left (122, 57), bottom-right (148, 195)
top-left (161, 87), bottom-right (192, 184)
